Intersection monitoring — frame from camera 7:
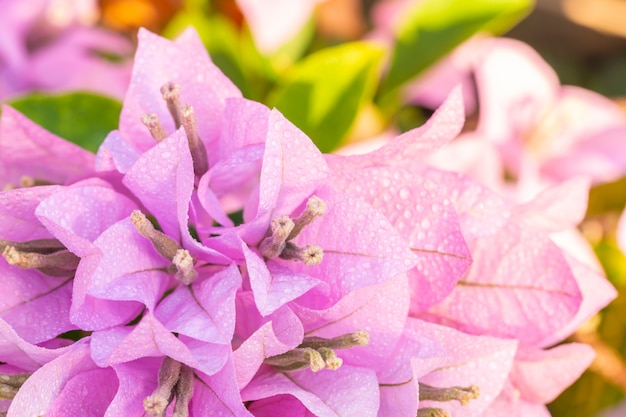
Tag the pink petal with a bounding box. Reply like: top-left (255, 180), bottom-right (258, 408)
top-left (328, 165), bottom-right (471, 312)
top-left (512, 176), bottom-right (590, 233)
top-left (294, 274), bottom-right (410, 369)
top-left (0, 106), bottom-right (95, 187)
top-left (35, 178), bottom-right (137, 257)
top-left (0, 261), bottom-right (74, 344)
top-left (537, 252), bottom-right (616, 347)
top-left (0, 186), bottom-right (60, 241)
top-left (291, 186), bottom-right (417, 308)
top-left (234, 295), bottom-right (304, 389)
top-left (0, 318), bottom-right (70, 371)
top-left (511, 343), bottom-right (595, 404)
top-left (426, 220), bottom-right (582, 346)
top-left (155, 264), bottom-right (241, 344)
top-left (473, 38), bottom-right (560, 143)
top-left (241, 365), bottom-right (379, 417)
top-left (91, 312), bottom-right (230, 376)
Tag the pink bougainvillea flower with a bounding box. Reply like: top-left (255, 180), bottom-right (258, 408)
top-left (96, 27), bottom-right (242, 177)
top-left (0, 0), bottom-right (132, 100)
top-left (235, 0), bottom-right (326, 54)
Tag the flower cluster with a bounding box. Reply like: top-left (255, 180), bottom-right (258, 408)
top-left (0, 28), bottom-right (615, 417)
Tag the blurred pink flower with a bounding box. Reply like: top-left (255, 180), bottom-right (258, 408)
top-left (0, 0), bottom-right (132, 100)
top-left (413, 37), bottom-right (626, 199)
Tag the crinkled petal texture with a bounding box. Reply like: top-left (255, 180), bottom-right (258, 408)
top-left (0, 106), bottom-right (95, 187)
top-left (111, 27), bottom-right (241, 163)
top-left (8, 341), bottom-right (118, 417)
top-left (377, 318), bottom-right (518, 417)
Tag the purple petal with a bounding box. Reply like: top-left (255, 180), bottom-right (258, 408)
top-left (242, 365), bottom-right (379, 417)
top-left (155, 264), bottom-right (241, 344)
top-left (0, 186), bottom-right (60, 241)
top-left (95, 130), bottom-right (142, 174)
top-left (36, 178), bottom-right (137, 257)
top-left (7, 342), bottom-right (115, 417)
top-left (192, 356), bottom-right (253, 417)
top-left (123, 129), bottom-right (193, 242)
top-left (247, 109), bottom-right (329, 242)
top-left (234, 295), bottom-right (304, 388)
top-left (106, 357), bottom-right (161, 417)
top-left (294, 275), bottom-right (410, 369)
top-left (0, 318), bottom-right (70, 371)
top-left (243, 242), bottom-right (320, 316)
top-left (0, 261), bottom-right (74, 344)
top-left (91, 312), bottom-right (229, 376)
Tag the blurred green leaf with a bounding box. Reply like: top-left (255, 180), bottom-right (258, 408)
top-left (7, 92), bottom-right (121, 153)
top-left (588, 177), bottom-right (626, 216)
top-left (268, 42), bottom-right (384, 152)
top-left (381, 0), bottom-right (533, 97)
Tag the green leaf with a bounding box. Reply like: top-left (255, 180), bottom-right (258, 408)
top-left (381, 0), bottom-right (533, 97)
top-left (7, 92), bottom-right (122, 153)
top-left (268, 42), bottom-right (384, 152)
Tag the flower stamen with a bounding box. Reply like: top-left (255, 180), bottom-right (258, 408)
top-left (418, 383), bottom-right (480, 406)
top-left (160, 82), bottom-right (183, 128)
top-left (265, 330), bottom-right (369, 373)
top-left (259, 216), bottom-right (294, 259)
top-left (0, 373), bottom-right (29, 401)
top-left (279, 242), bottom-right (323, 266)
top-left (144, 357), bottom-right (181, 417)
top-left (288, 196), bottom-right (326, 240)
top-left (417, 408), bottom-right (451, 417)
top-left (1, 239), bottom-right (79, 277)
top-left (260, 196), bottom-right (326, 265)
top-left (172, 364), bottom-right (194, 417)
top-left (264, 347), bottom-right (326, 372)
top-left (181, 105), bottom-right (209, 177)
top-left (142, 113), bottom-right (168, 142)
top-left (131, 210), bottom-right (198, 285)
